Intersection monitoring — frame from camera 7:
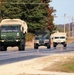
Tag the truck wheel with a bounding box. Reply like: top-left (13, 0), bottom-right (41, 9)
top-left (47, 44), bottom-right (51, 49)
top-left (0, 46), bottom-right (7, 51)
top-left (63, 44), bottom-right (67, 47)
top-left (18, 43), bottom-right (25, 51)
top-left (0, 46), bottom-right (3, 51)
top-left (4, 46), bottom-right (7, 51)
top-left (0, 46), bottom-right (2, 51)
top-left (18, 39), bottom-right (25, 51)
top-left (53, 43), bottom-right (56, 48)
top-left (34, 44), bottom-right (38, 49)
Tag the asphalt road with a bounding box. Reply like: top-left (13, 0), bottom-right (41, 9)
top-left (0, 43), bottom-right (74, 65)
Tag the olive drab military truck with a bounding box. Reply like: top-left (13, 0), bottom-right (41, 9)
top-left (0, 19), bottom-right (28, 51)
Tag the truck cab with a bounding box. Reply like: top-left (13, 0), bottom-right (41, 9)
top-left (0, 19), bottom-right (27, 51)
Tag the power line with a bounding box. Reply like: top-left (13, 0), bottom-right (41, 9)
top-left (0, 2), bottom-right (48, 4)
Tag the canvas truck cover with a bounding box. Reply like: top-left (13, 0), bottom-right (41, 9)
top-left (0, 19), bottom-right (28, 33)
top-left (51, 32), bottom-right (67, 38)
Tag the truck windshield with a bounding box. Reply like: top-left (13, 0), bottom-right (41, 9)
top-left (55, 37), bottom-right (59, 39)
top-left (60, 37), bottom-right (65, 39)
top-left (35, 36), bottom-right (39, 40)
top-left (55, 37), bottom-right (65, 39)
top-left (1, 26), bottom-right (20, 32)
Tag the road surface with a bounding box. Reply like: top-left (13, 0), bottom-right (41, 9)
top-left (0, 43), bottom-right (74, 65)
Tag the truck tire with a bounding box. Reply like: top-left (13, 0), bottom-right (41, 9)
top-left (0, 46), bottom-right (3, 51)
top-left (34, 44), bottom-right (38, 49)
top-left (47, 44), bottom-right (51, 49)
top-left (4, 46), bottom-right (7, 51)
top-left (18, 39), bottom-right (25, 51)
top-left (63, 44), bottom-right (67, 47)
top-left (0, 46), bottom-right (7, 51)
top-left (53, 43), bottom-right (57, 48)
top-left (18, 41), bottom-right (25, 51)
top-left (18, 44), bottom-right (25, 51)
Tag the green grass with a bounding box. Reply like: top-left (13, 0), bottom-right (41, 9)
top-left (63, 63), bottom-right (74, 72)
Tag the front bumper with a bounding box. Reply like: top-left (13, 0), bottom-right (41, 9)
top-left (0, 40), bottom-right (20, 46)
top-left (35, 42), bottom-right (49, 46)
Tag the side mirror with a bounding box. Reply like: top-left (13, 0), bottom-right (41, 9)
top-left (52, 37), bottom-right (53, 40)
top-left (22, 27), bottom-right (24, 32)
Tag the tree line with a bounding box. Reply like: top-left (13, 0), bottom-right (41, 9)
top-left (0, 0), bottom-right (56, 34)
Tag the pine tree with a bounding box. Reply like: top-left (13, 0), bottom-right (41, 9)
top-left (1, 0), bottom-right (55, 33)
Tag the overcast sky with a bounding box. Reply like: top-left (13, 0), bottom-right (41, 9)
top-left (50, 0), bottom-right (74, 24)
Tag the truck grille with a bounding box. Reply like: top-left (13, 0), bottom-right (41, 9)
top-left (39, 40), bottom-right (44, 44)
top-left (6, 36), bottom-right (14, 41)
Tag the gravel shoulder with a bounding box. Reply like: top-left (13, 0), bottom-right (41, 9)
top-left (0, 52), bottom-right (74, 75)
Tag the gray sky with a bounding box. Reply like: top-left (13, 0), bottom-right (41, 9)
top-left (50, 0), bottom-right (74, 24)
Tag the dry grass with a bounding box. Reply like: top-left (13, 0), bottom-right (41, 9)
top-left (67, 37), bottom-right (74, 43)
top-left (18, 73), bottom-right (51, 75)
top-left (43, 56), bottom-right (74, 73)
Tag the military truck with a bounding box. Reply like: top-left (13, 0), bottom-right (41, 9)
top-left (51, 32), bottom-right (67, 48)
top-left (0, 19), bottom-right (28, 51)
top-left (34, 32), bottom-right (51, 49)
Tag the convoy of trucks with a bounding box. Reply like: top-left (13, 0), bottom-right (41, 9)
top-left (34, 31), bottom-right (67, 49)
top-left (0, 19), bottom-right (67, 51)
top-left (0, 19), bottom-right (28, 51)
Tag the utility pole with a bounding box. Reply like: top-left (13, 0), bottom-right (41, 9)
top-left (64, 14), bottom-right (66, 33)
top-left (67, 16), bottom-right (71, 37)
top-left (69, 22), bottom-right (70, 37)
top-left (72, 17), bottom-right (74, 37)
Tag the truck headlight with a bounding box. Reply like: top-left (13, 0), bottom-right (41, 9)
top-left (34, 40), bottom-right (39, 43)
top-left (1, 40), bottom-right (4, 42)
top-left (16, 40), bottom-right (19, 42)
top-left (45, 40), bottom-right (49, 43)
top-left (17, 33), bottom-right (19, 36)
